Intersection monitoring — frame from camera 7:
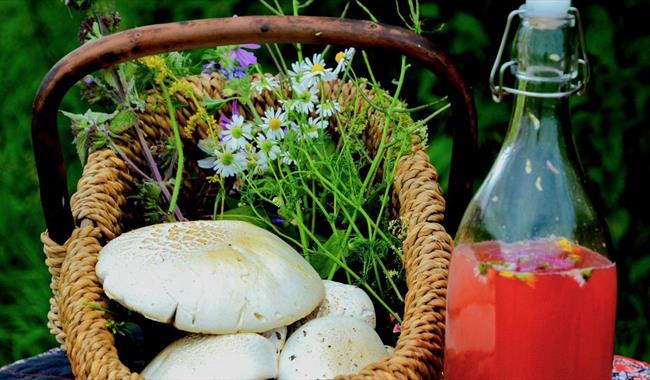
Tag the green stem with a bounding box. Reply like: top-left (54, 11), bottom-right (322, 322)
top-left (295, 200), bottom-right (310, 256)
top-left (258, 0), bottom-right (283, 15)
top-left (299, 222), bottom-right (402, 323)
top-left (274, 44), bottom-right (290, 74)
top-left (299, 147), bottom-right (393, 242)
top-left (161, 83), bottom-right (184, 217)
top-left (292, 0), bottom-right (303, 61)
top-left (355, 0), bottom-right (379, 23)
top-left (360, 56), bottom-right (408, 194)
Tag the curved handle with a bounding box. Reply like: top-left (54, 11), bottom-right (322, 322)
top-left (32, 15), bottom-right (477, 244)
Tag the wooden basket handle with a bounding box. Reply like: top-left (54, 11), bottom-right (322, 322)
top-left (32, 16), bottom-right (477, 244)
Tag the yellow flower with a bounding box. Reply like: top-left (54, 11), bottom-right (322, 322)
top-left (185, 112), bottom-right (201, 135)
top-left (168, 80), bottom-right (194, 96)
top-left (335, 51), bottom-right (346, 63)
top-left (310, 63), bottom-right (325, 73)
top-left (207, 175), bottom-right (221, 183)
top-left (139, 55), bottom-right (171, 84)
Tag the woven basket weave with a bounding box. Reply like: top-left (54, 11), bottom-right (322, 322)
top-left (41, 72), bottom-right (453, 379)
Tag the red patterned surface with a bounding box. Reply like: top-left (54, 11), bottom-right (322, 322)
top-left (613, 355), bottom-right (650, 380)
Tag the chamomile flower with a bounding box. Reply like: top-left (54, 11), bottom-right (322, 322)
top-left (309, 116), bottom-right (329, 130)
top-left (301, 126), bottom-right (319, 140)
top-left (256, 133), bottom-right (282, 160)
top-left (296, 116), bottom-right (327, 140)
top-left (288, 60), bottom-right (310, 83)
top-left (250, 75), bottom-right (280, 94)
top-left (280, 151), bottom-right (295, 165)
top-left (261, 108), bottom-right (287, 140)
top-left (334, 48), bottom-right (355, 75)
top-left (290, 81), bottom-right (318, 114)
top-left (220, 114), bottom-right (252, 150)
top-left (303, 53), bottom-right (336, 86)
top-left (316, 100), bottom-right (341, 118)
top-left (244, 149), bottom-right (269, 175)
top-left (198, 145), bottom-right (247, 178)
top-left (197, 137), bottom-right (219, 157)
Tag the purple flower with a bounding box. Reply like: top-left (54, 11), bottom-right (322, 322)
top-left (220, 67), bottom-right (247, 79)
top-left (272, 217), bottom-right (285, 224)
top-left (202, 60), bottom-right (218, 74)
top-left (230, 44), bottom-right (260, 68)
top-left (218, 101), bottom-right (241, 129)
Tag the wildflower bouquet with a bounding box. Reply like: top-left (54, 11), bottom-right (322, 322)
top-left (62, 0), bottom-right (449, 358)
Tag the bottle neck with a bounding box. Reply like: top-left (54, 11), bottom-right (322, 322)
top-left (504, 81), bottom-right (571, 150)
top-left (503, 12), bottom-right (578, 150)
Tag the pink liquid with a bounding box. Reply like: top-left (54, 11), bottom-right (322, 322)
top-left (444, 239), bottom-right (617, 380)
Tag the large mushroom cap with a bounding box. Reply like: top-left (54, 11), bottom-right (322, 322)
top-left (96, 220), bottom-right (324, 334)
top-left (141, 333), bottom-right (277, 380)
top-left (278, 316), bottom-right (388, 379)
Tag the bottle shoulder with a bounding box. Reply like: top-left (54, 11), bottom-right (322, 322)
top-left (456, 136), bottom-right (609, 255)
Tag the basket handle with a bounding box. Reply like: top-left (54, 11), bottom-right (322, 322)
top-left (32, 15), bottom-right (477, 244)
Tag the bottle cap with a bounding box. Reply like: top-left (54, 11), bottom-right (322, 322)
top-left (525, 0), bottom-right (571, 17)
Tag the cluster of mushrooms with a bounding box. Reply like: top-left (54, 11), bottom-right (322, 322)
top-left (96, 220), bottom-right (393, 379)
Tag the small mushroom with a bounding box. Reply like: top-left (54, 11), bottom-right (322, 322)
top-left (141, 333), bottom-right (277, 380)
top-left (278, 316), bottom-right (388, 379)
top-left (316, 280), bottom-right (376, 328)
top-left (96, 221), bottom-right (325, 334)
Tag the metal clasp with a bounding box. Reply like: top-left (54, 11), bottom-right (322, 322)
top-left (489, 7), bottom-right (590, 102)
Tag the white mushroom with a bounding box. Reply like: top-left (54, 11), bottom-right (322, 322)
top-left (96, 220), bottom-right (324, 334)
top-left (316, 280), bottom-right (376, 328)
top-left (278, 316), bottom-right (388, 379)
top-left (141, 333), bottom-right (277, 380)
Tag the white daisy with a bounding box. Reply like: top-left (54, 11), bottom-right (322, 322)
top-left (290, 81), bottom-right (318, 114)
top-left (220, 114), bottom-right (252, 151)
top-left (316, 100), bottom-right (341, 118)
top-left (295, 116), bottom-right (327, 140)
top-left (288, 60), bottom-right (310, 82)
top-left (304, 53), bottom-right (336, 84)
top-left (334, 48), bottom-right (356, 75)
top-left (309, 116), bottom-right (328, 130)
top-left (280, 151), bottom-right (295, 165)
top-left (261, 108), bottom-right (287, 140)
top-left (250, 75), bottom-right (280, 94)
top-left (256, 133), bottom-right (282, 160)
top-left (244, 149), bottom-right (269, 175)
top-left (198, 146), bottom-right (247, 178)
top-left (197, 137), bottom-right (219, 157)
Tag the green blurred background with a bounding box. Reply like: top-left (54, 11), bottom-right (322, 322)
top-left (1, 0), bottom-right (648, 366)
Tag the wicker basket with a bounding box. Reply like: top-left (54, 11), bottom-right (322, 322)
top-left (32, 16), bottom-right (477, 380)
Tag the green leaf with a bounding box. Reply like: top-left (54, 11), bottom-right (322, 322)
top-left (61, 110), bottom-right (88, 124)
top-left (92, 133), bottom-right (108, 150)
top-left (62, 109), bottom-right (116, 125)
top-left (311, 229), bottom-right (349, 279)
top-left (203, 96), bottom-right (229, 112)
top-left (73, 131), bottom-right (88, 164)
top-left (109, 110), bottom-right (138, 134)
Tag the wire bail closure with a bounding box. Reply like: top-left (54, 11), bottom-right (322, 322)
top-left (489, 7), bottom-right (590, 102)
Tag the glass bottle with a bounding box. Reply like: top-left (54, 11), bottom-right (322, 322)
top-left (444, 1), bottom-right (617, 379)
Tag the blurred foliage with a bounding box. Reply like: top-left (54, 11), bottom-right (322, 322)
top-left (0, 0), bottom-right (647, 366)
